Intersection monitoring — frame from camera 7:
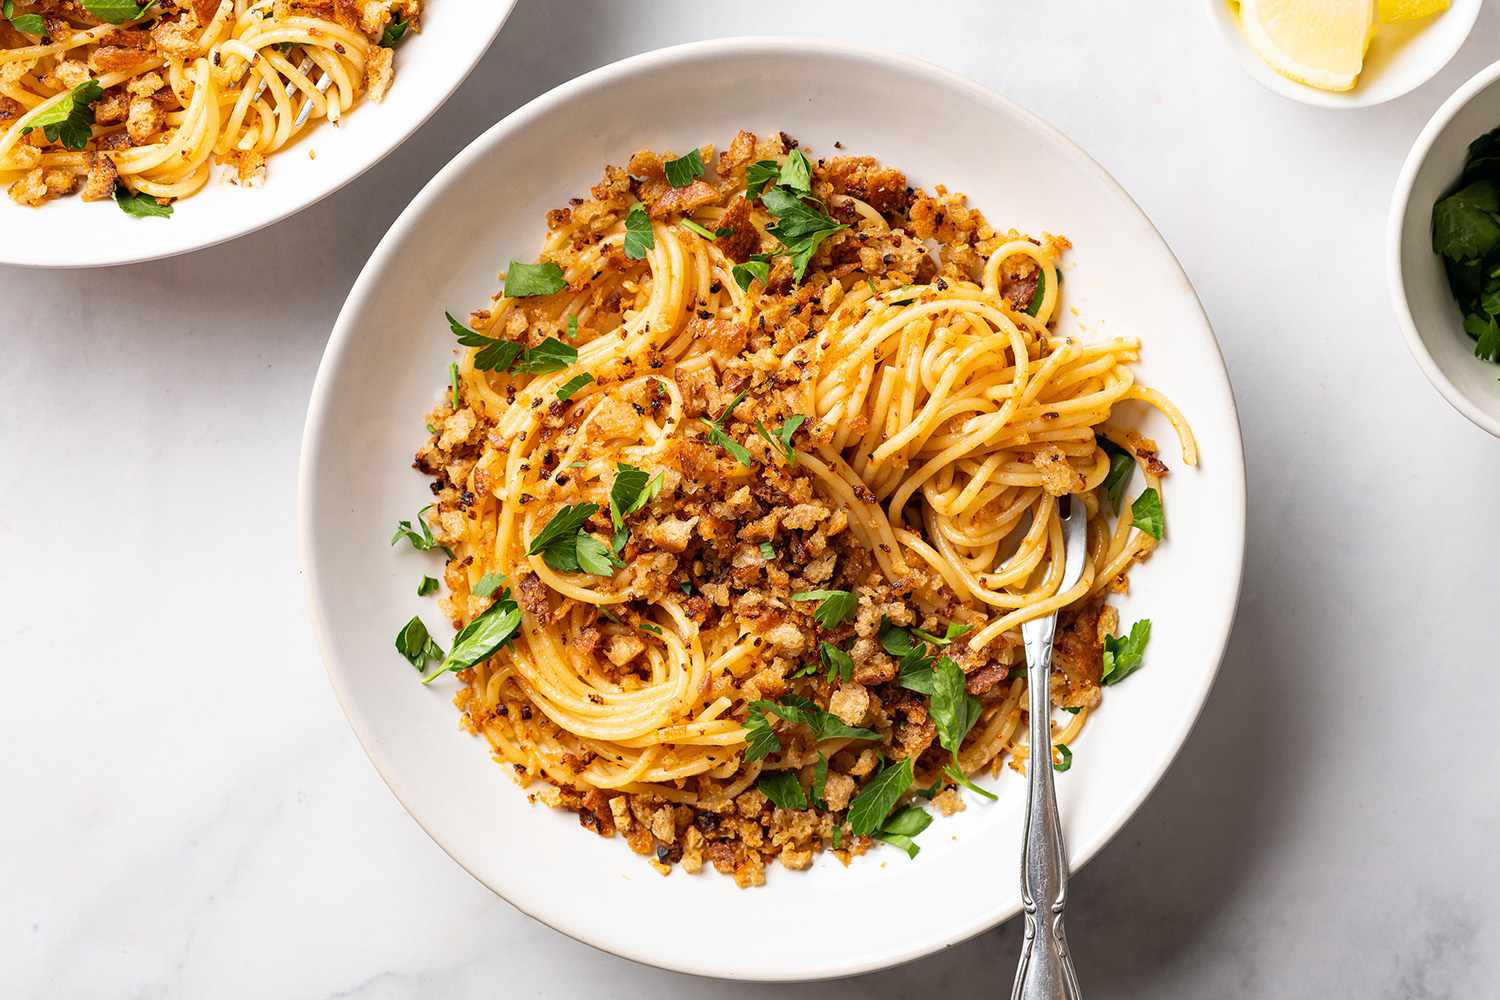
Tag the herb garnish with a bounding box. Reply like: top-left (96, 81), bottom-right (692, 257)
top-left (1102, 619), bottom-right (1151, 685)
top-left (623, 201), bottom-right (654, 260)
top-left (504, 260), bottom-right (567, 297)
top-left (512, 337), bottom-right (576, 374)
top-left (472, 572), bottom-right (505, 597)
top-left (819, 641), bottom-right (854, 683)
top-left (912, 622), bottom-right (970, 646)
top-left (847, 756), bottom-right (914, 837)
top-left (1432, 128), bottom-right (1500, 363)
top-left (565, 314), bottom-right (579, 339)
top-left (1099, 437), bottom-right (1134, 514)
top-left (391, 505), bottom-right (438, 551)
top-left (1053, 743), bottom-right (1073, 773)
top-left (663, 148), bottom-right (704, 188)
top-left (395, 615), bottom-right (443, 671)
top-left (114, 184), bottom-right (171, 219)
top-left (417, 576), bottom-right (439, 596)
top-left (446, 312), bottom-right (576, 375)
top-left (731, 254), bottom-right (771, 291)
top-left (1024, 269), bottom-right (1046, 317)
top-left (758, 540), bottom-right (775, 561)
top-left (761, 185), bottom-right (846, 282)
top-left (791, 589), bottom-right (857, 630)
top-left (744, 159), bottom-right (780, 199)
top-left (756, 770), bottom-right (807, 810)
top-left (1131, 487), bottom-right (1164, 539)
top-left (680, 219), bottom-right (731, 240)
top-left (876, 804), bottom-right (933, 858)
top-left (21, 79), bottom-right (102, 150)
top-left (555, 372), bottom-right (593, 401)
top-left (609, 463), bottom-right (664, 533)
top-left (379, 15), bottom-right (409, 46)
top-left (449, 362), bottom-right (460, 409)
top-left (528, 502), bottom-right (621, 576)
top-left (742, 694), bottom-right (879, 761)
top-left (753, 414), bottom-right (805, 465)
top-left (421, 589), bottom-right (523, 684)
top-left (3, 0), bottom-right (45, 34)
top-left (697, 385), bottom-right (752, 465)
top-left (82, 0), bottom-right (153, 23)
top-left (811, 752), bottom-right (829, 809)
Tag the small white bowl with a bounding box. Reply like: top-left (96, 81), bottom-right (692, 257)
top-left (1390, 58), bottom-right (1500, 438)
top-left (1207, 0), bottom-right (1481, 109)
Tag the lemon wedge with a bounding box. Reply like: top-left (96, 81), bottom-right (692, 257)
top-left (1377, 0), bottom-right (1448, 21)
top-left (1238, 0), bottom-right (1376, 92)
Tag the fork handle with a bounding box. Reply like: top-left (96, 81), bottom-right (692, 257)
top-left (1012, 617), bottom-right (1083, 1000)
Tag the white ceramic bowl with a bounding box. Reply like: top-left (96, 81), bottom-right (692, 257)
top-left (1390, 58), bottom-right (1500, 438)
top-left (1207, 0), bottom-right (1480, 109)
top-left (299, 38), bottom-right (1248, 981)
top-left (0, 3), bottom-right (516, 269)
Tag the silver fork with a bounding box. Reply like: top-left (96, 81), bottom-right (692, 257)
top-left (250, 53), bottom-right (333, 129)
top-left (1011, 498), bottom-right (1087, 1000)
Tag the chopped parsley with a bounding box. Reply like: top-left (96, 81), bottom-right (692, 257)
top-left (472, 572), bottom-right (505, 597)
top-left (555, 372), bottom-right (593, 401)
top-left (744, 159), bottom-right (780, 199)
top-left (82, 0), bottom-right (153, 23)
top-left (758, 540), bottom-right (775, 561)
top-left (565, 314), bottom-right (579, 339)
top-left (876, 804), bottom-right (933, 858)
top-left (731, 254), bottom-right (771, 291)
top-left (1131, 487), bottom-right (1164, 539)
top-left (1099, 437), bottom-right (1134, 514)
top-left (503, 260), bottom-right (567, 297)
top-left (608, 462), bottom-right (663, 535)
top-left (791, 589), bottom-right (857, 630)
top-left (623, 201), bottom-right (654, 260)
top-left (394, 615), bottom-right (443, 671)
top-left (912, 621), bottom-right (970, 646)
top-left (114, 185), bottom-right (171, 219)
top-left (847, 756), bottom-right (914, 837)
top-left (777, 149), bottom-right (813, 195)
top-left (3, 0), bottom-right (44, 33)
top-left (680, 219), bottom-right (731, 240)
top-left (421, 589), bottom-right (523, 684)
top-left (1102, 619), bottom-right (1151, 685)
top-left (379, 15), bottom-right (409, 46)
top-left (818, 641), bottom-right (854, 683)
top-left (756, 770), bottom-right (807, 810)
top-left (742, 694), bottom-right (879, 761)
top-left (752, 414), bottom-right (805, 465)
top-left (417, 576), bottom-right (439, 596)
top-left (390, 505), bottom-right (438, 551)
top-left (449, 362), bottom-right (460, 409)
top-left (811, 752), bottom-right (829, 809)
top-left (1432, 133), bottom-right (1500, 365)
top-left (1024, 268), bottom-right (1046, 317)
top-left (21, 79), bottom-right (102, 150)
top-left (1053, 743), bottom-right (1073, 773)
top-left (446, 312), bottom-right (575, 375)
top-left (512, 337), bottom-right (576, 374)
top-left (662, 148), bottom-right (704, 188)
top-left (761, 185), bottom-right (846, 282)
top-left (527, 503), bottom-right (620, 577)
top-left (697, 385), bottom-right (752, 466)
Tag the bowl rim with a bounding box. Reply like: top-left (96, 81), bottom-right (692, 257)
top-left (0, 2), bottom-right (517, 270)
top-left (1388, 56), bottom-right (1500, 439)
top-left (1205, 0), bottom-right (1482, 110)
top-left (298, 35), bottom-right (1248, 980)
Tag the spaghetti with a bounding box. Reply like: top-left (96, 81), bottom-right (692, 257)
top-left (406, 132), bottom-right (1196, 885)
top-left (0, 0), bottom-right (419, 208)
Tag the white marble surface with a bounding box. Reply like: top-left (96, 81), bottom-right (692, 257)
top-left (4, 2), bottom-right (1499, 996)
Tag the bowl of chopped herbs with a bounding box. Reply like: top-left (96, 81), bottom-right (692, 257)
top-left (1391, 58), bottom-right (1500, 438)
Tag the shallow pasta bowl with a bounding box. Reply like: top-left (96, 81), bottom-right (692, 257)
top-left (298, 37), bottom-right (1247, 981)
top-left (0, 2), bottom-right (516, 269)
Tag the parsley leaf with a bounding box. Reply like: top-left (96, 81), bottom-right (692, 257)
top-left (753, 414), bottom-right (804, 465)
top-left (1468, 312), bottom-right (1500, 362)
top-left (879, 619), bottom-right (921, 657)
top-left (527, 502), bottom-right (598, 561)
top-left (1025, 268), bottom-right (1047, 317)
top-left (744, 159), bottom-right (780, 199)
top-left (928, 657), bottom-right (970, 754)
top-left (22, 79), bottom-right (102, 150)
top-left (379, 15), bottom-right (409, 46)
top-left (422, 590), bottom-right (523, 684)
top-left (758, 540), bottom-right (775, 561)
top-left (750, 694), bottom-right (879, 745)
top-left (912, 622), bottom-right (970, 646)
top-left (680, 219), bottom-right (731, 240)
top-left (390, 505), bottom-right (438, 551)
top-left (731, 254), bottom-right (771, 291)
top-left (623, 201), bottom-right (654, 260)
top-left (819, 641), bottom-right (854, 684)
top-left (82, 0), bottom-right (152, 24)
top-left (791, 589), bottom-right (857, 630)
top-left (812, 752), bottom-right (828, 810)
top-left (1053, 743), bottom-right (1073, 773)
top-left (756, 770), bottom-right (807, 810)
top-left (555, 372), bottom-right (593, 401)
top-left (847, 756), bottom-right (914, 837)
top-left (1131, 487), bottom-right (1164, 539)
top-left (449, 362), bottom-right (460, 409)
top-left (743, 707), bottom-right (781, 761)
top-left (4, 1), bottom-right (46, 33)
top-left (663, 148), bottom-right (704, 188)
top-left (777, 149), bottom-right (812, 195)
top-left (761, 186), bottom-right (846, 282)
top-left (697, 385), bottom-right (752, 465)
top-left (472, 572), bottom-right (505, 597)
top-left (417, 576), bottom-right (439, 596)
top-left (513, 337), bottom-right (576, 375)
top-left (446, 311), bottom-right (522, 372)
top-left (1433, 179), bottom-right (1500, 263)
top-left (1099, 437), bottom-right (1134, 514)
top-left (574, 533), bottom-right (625, 576)
top-left (504, 260), bottom-right (567, 297)
top-left (395, 615), bottom-right (443, 671)
top-left (876, 804), bottom-right (932, 858)
top-left (566, 314), bottom-right (579, 339)
top-left (114, 185), bottom-right (171, 219)
top-left (1102, 619), bottom-right (1151, 685)
top-left (609, 463), bottom-right (663, 532)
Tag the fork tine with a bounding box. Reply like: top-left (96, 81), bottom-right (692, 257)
top-left (292, 71), bottom-right (334, 130)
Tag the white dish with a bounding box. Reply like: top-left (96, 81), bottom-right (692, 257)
top-left (0, 2), bottom-right (516, 269)
top-left (1390, 58), bottom-right (1500, 438)
top-left (1207, 0), bottom-right (1480, 109)
top-left (298, 38), bottom-right (1248, 981)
